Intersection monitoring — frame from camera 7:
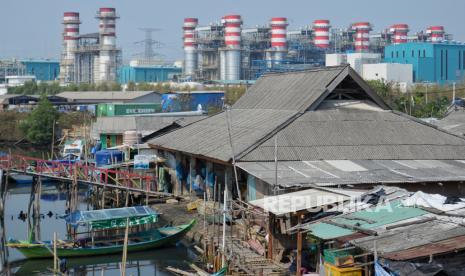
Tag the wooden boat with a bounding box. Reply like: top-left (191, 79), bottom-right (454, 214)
top-left (7, 206), bottom-right (195, 259)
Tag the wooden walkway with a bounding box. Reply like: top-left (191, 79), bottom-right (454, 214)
top-left (0, 155), bottom-right (172, 198)
top-left (227, 240), bottom-right (288, 275)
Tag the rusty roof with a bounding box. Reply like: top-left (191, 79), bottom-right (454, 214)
top-left (382, 234), bottom-right (465, 261)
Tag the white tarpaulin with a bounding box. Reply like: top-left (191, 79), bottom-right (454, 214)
top-left (402, 191), bottom-right (465, 212)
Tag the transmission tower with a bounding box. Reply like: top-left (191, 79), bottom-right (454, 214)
top-left (135, 28), bottom-right (162, 59)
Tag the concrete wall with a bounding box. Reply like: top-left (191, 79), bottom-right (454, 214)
top-left (363, 63), bottom-right (413, 86)
top-left (325, 53), bottom-right (381, 75)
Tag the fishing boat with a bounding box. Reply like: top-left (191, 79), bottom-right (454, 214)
top-left (7, 206), bottom-right (195, 259)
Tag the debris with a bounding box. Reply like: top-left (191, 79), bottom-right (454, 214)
top-left (166, 199), bottom-right (179, 204)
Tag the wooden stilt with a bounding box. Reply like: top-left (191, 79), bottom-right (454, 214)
top-left (296, 215), bottom-right (303, 276)
top-left (121, 217), bottom-right (130, 276)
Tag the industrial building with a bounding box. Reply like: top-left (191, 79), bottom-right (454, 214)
top-left (0, 59), bottom-right (60, 83)
top-left (59, 8), bottom-right (122, 84)
top-left (384, 42), bottom-right (465, 85)
top-left (21, 60), bottom-right (60, 81)
top-left (118, 64), bottom-right (182, 84)
top-left (182, 15), bottom-right (455, 82)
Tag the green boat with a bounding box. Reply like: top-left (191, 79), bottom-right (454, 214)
top-left (7, 206), bottom-right (195, 259)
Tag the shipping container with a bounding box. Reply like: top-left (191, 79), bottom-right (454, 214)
top-left (97, 103), bottom-right (162, 117)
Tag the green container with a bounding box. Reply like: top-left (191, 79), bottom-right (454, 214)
top-left (323, 248), bottom-right (355, 265)
top-left (97, 103), bottom-right (161, 117)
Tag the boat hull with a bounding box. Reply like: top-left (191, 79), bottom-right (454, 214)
top-left (9, 220), bottom-right (195, 259)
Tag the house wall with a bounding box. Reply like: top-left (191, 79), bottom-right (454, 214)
top-left (100, 133), bottom-right (123, 149)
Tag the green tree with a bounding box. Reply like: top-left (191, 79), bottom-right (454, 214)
top-left (20, 95), bottom-right (59, 144)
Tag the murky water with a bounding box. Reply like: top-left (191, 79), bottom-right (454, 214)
top-left (0, 181), bottom-right (193, 275)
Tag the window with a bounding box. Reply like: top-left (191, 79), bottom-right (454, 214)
top-left (441, 50), bottom-right (444, 80)
top-left (462, 51), bottom-right (465, 69)
top-left (412, 50), bottom-right (414, 57)
top-left (396, 51), bottom-right (399, 58)
top-left (403, 51), bottom-right (405, 58)
top-left (418, 50), bottom-right (421, 57)
top-left (459, 51), bottom-right (462, 70)
top-left (423, 49), bottom-right (426, 57)
top-left (392, 51), bottom-right (394, 58)
top-left (446, 50), bottom-right (448, 80)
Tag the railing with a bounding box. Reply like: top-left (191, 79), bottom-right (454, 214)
top-left (0, 155), bottom-right (166, 196)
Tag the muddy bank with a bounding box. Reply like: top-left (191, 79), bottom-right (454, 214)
top-left (154, 198), bottom-right (206, 246)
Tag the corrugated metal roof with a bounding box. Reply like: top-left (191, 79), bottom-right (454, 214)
top-left (148, 109), bottom-right (297, 162)
top-left (306, 200), bottom-right (427, 240)
top-left (91, 115), bottom-right (205, 138)
top-left (351, 220), bottom-right (465, 259)
top-left (236, 159), bottom-right (465, 188)
top-left (381, 235), bottom-right (465, 261)
top-left (57, 91), bottom-right (158, 101)
top-left (239, 108), bottom-right (465, 161)
top-left (248, 188), bottom-right (364, 216)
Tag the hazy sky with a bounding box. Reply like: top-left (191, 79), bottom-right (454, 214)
top-left (1, 0), bottom-right (464, 62)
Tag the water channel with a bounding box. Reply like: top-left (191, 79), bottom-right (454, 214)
top-left (0, 159), bottom-right (192, 275)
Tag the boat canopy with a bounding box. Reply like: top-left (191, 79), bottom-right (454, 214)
top-left (63, 206), bottom-right (159, 230)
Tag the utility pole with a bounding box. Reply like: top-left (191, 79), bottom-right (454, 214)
top-left (453, 82), bottom-right (456, 104)
top-left (425, 83), bottom-right (428, 104)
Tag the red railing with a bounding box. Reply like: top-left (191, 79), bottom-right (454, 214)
top-left (0, 155), bottom-right (160, 194)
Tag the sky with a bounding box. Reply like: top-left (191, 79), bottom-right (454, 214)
top-left (1, 0), bottom-right (465, 62)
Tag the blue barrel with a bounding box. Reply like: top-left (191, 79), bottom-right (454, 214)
top-left (95, 150), bottom-right (124, 167)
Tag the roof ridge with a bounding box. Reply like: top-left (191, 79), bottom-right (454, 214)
top-left (393, 110), bottom-right (465, 141)
top-left (259, 65), bottom-right (348, 78)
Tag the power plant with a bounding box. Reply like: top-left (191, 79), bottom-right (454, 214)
top-left (59, 8), bottom-right (122, 84)
top-left (181, 15), bottom-right (454, 81)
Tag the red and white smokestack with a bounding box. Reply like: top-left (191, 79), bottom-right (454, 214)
top-left (223, 15), bottom-right (242, 49)
top-left (183, 18), bottom-right (198, 77)
top-left (352, 22), bottom-right (372, 52)
top-left (270, 17), bottom-right (288, 49)
top-left (222, 15), bottom-right (242, 80)
top-left (97, 8), bottom-right (117, 47)
top-left (313, 19), bottom-right (331, 49)
top-left (96, 7), bottom-right (119, 82)
top-left (427, 26), bottom-right (445, 43)
top-left (270, 17), bottom-right (288, 62)
top-left (390, 24), bottom-right (409, 44)
top-left (61, 12), bottom-right (80, 83)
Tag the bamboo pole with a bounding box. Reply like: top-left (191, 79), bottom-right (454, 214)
top-left (296, 215), bottom-right (302, 276)
top-left (53, 232), bottom-right (58, 275)
top-left (121, 217), bottom-right (130, 276)
top-left (221, 188), bottom-right (227, 267)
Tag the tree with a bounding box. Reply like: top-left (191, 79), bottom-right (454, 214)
top-left (20, 95), bottom-right (59, 145)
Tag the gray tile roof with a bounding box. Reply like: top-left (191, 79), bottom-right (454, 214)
top-left (57, 91), bottom-right (158, 101)
top-left (237, 159), bottom-right (465, 188)
top-left (239, 108), bottom-right (465, 161)
top-left (91, 115), bottom-right (205, 139)
top-left (435, 106), bottom-right (465, 136)
top-left (149, 109), bottom-right (297, 162)
top-left (232, 65), bottom-right (389, 112)
top-left (148, 66), bottom-right (465, 164)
